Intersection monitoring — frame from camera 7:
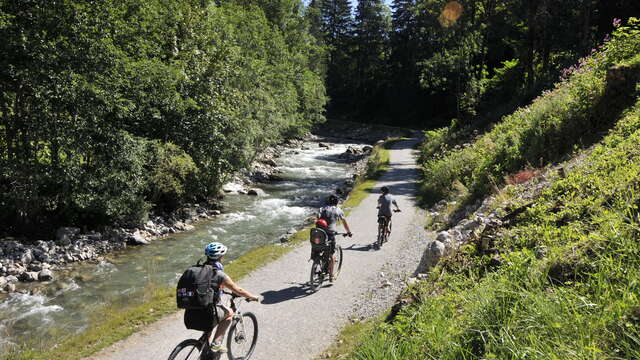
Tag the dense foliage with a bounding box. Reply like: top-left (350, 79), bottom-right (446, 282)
top-left (0, 0), bottom-right (326, 233)
top-left (349, 21), bottom-right (640, 360)
top-left (419, 18), bottom-right (640, 206)
top-left (311, 0), bottom-right (640, 126)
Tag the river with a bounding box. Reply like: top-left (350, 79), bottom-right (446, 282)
top-left (0, 139), bottom-right (361, 351)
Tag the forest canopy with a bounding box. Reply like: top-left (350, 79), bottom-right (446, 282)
top-left (0, 0), bottom-right (326, 233)
top-left (311, 0), bottom-right (640, 126)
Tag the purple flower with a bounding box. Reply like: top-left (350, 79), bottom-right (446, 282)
top-left (613, 18), bottom-right (622, 28)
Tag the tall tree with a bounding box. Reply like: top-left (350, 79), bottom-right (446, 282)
top-left (353, 0), bottom-right (391, 119)
top-left (319, 0), bottom-right (355, 116)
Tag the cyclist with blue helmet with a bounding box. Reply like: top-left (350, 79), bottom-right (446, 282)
top-left (203, 242), bottom-right (260, 353)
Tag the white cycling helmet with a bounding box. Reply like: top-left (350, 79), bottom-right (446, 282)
top-left (205, 242), bottom-right (228, 259)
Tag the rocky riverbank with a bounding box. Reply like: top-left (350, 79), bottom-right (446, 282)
top-left (0, 134), bottom-right (379, 293)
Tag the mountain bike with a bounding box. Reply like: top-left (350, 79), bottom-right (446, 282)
top-left (374, 209), bottom-right (401, 250)
top-left (309, 229), bottom-right (350, 291)
top-left (168, 291), bottom-right (259, 360)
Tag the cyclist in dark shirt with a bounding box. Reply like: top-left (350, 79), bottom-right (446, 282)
top-left (377, 186), bottom-right (400, 234)
top-left (204, 242), bottom-right (260, 353)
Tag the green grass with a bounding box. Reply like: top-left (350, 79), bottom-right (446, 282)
top-left (316, 317), bottom-right (382, 360)
top-left (418, 28), bottom-right (640, 211)
top-left (2, 138), bottom-right (406, 360)
top-left (342, 25), bottom-right (640, 360)
top-left (346, 80), bottom-right (640, 360)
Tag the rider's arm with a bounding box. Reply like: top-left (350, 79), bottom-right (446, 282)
top-left (392, 198), bottom-right (400, 211)
top-left (341, 218), bottom-right (352, 234)
top-left (222, 277), bottom-right (259, 301)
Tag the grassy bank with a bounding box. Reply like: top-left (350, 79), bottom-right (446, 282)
top-left (349, 96), bottom-right (640, 360)
top-left (2, 137), bottom-right (404, 360)
top-left (341, 22), bottom-right (640, 360)
top-left (419, 22), bottom-right (640, 211)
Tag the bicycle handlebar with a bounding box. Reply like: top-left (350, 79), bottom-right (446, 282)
top-left (222, 290), bottom-right (261, 302)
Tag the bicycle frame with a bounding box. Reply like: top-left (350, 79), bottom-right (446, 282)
top-left (191, 292), bottom-right (247, 359)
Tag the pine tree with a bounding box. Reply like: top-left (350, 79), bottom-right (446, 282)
top-left (354, 0), bottom-right (390, 117)
top-left (319, 0), bottom-right (355, 116)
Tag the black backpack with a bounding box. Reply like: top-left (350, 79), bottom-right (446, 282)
top-left (176, 261), bottom-right (218, 309)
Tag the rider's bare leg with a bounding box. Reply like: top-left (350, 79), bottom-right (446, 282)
top-left (212, 305), bottom-right (234, 344)
top-left (329, 255), bottom-right (335, 280)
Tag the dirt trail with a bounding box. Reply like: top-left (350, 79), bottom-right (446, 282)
top-left (90, 138), bottom-right (432, 360)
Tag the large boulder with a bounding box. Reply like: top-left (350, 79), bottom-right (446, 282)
top-left (424, 240), bottom-right (446, 265)
top-left (128, 231), bottom-right (149, 246)
top-left (38, 269), bottom-right (54, 281)
top-left (55, 227), bottom-right (80, 245)
top-left (20, 271), bottom-right (39, 282)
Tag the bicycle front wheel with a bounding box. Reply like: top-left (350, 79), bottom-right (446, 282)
top-left (167, 339), bottom-right (203, 360)
top-left (309, 258), bottom-right (323, 291)
top-left (333, 246), bottom-right (343, 279)
top-left (227, 312), bottom-right (259, 360)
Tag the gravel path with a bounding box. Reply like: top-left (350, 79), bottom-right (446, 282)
top-left (90, 137), bottom-right (433, 360)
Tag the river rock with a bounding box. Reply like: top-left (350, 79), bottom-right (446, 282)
top-left (247, 188), bottom-right (266, 196)
top-left (128, 231), bottom-right (149, 245)
top-left (6, 275), bottom-right (18, 283)
top-left (38, 269), bottom-right (54, 281)
top-left (20, 271), bottom-right (39, 282)
top-left (362, 145), bottom-right (373, 153)
top-left (28, 262), bottom-right (42, 272)
top-left (279, 235), bottom-right (290, 243)
top-left (435, 231), bottom-right (451, 244)
top-left (104, 229), bottom-right (127, 243)
top-left (222, 182), bottom-right (245, 193)
top-left (318, 142), bottom-right (329, 148)
top-left (426, 240), bottom-right (446, 263)
top-left (7, 265), bottom-right (23, 276)
top-left (55, 227), bottom-right (80, 245)
top-left (4, 283), bottom-right (16, 292)
top-left (20, 249), bottom-right (33, 265)
top-left (0, 276), bottom-right (6, 288)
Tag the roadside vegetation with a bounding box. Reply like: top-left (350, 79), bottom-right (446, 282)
top-left (419, 18), bottom-right (640, 210)
top-left (342, 19), bottom-right (640, 359)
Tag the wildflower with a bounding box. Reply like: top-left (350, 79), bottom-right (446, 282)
top-left (613, 18), bottom-right (622, 28)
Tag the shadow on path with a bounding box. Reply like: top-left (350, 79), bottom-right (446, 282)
top-left (343, 244), bottom-right (375, 252)
top-left (261, 283), bottom-right (314, 304)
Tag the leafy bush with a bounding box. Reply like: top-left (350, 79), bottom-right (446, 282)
top-left (145, 141), bottom-right (198, 211)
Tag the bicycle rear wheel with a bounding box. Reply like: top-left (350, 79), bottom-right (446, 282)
top-left (333, 246), bottom-right (343, 279)
top-left (375, 224), bottom-right (384, 249)
top-left (167, 339), bottom-right (204, 360)
top-left (227, 312), bottom-right (259, 360)
top-left (309, 258), bottom-right (323, 291)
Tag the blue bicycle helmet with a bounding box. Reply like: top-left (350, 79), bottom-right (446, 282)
top-left (205, 242), bottom-right (228, 259)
